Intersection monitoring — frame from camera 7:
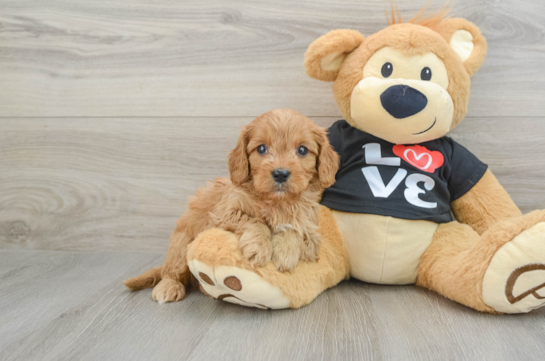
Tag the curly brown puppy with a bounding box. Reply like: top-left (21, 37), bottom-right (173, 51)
top-left (124, 109), bottom-right (339, 303)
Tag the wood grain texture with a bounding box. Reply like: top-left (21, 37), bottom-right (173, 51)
top-left (1, 0), bottom-right (544, 117)
top-left (0, 250), bottom-right (543, 361)
top-left (1, 116), bottom-right (544, 252)
top-left (1, 1), bottom-right (544, 359)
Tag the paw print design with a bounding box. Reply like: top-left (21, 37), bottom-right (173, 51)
top-left (483, 222), bottom-right (545, 313)
top-left (188, 259), bottom-right (290, 309)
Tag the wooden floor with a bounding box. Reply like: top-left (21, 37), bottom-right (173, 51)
top-left (1, 0), bottom-right (545, 360)
top-left (1, 250), bottom-right (544, 361)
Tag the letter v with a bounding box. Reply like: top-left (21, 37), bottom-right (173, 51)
top-left (362, 166), bottom-right (408, 198)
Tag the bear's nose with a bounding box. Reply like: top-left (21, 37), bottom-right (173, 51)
top-left (272, 168), bottom-right (290, 183)
top-left (380, 85), bottom-right (428, 119)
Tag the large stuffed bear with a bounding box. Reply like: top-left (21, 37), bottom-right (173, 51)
top-left (131, 7), bottom-right (545, 313)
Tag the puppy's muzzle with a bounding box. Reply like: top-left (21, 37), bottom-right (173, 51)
top-left (272, 168), bottom-right (290, 184)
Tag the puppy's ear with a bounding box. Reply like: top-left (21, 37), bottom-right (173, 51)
top-left (229, 125), bottom-right (251, 185)
top-left (436, 18), bottom-right (487, 77)
top-left (304, 29), bottom-right (364, 82)
top-left (314, 128), bottom-right (339, 188)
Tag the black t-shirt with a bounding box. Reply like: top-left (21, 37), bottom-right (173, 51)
top-left (320, 120), bottom-right (488, 223)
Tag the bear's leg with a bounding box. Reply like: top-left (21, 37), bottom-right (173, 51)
top-left (187, 206), bottom-right (349, 309)
top-left (417, 211), bottom-right (545, 314)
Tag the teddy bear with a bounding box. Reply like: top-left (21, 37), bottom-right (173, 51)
top-left (133, 6), bottom-right (545, 313)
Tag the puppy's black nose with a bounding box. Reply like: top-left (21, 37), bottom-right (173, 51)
top-left (272, 168), bottom-right (290, 183)
top-left (380, 85), bottom-right (428, 119)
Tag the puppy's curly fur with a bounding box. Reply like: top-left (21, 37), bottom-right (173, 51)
top-left (124, 109), bottom-right (339, 303)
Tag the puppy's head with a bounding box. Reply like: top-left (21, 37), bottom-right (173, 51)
top-left (229, 109), bottom-right (339, 197)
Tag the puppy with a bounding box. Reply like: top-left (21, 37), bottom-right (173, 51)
top-left (124, 109), bottom-right (339, 303)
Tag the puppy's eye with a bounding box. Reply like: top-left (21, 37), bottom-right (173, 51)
top-left (297, 146), bottom-right (308, 156)
top-left (421, 67), bottom-right (432, 81)
top-left (381, 62), bottom-right (393, 78)
top-left (257, 144), bottom-right (267, 155)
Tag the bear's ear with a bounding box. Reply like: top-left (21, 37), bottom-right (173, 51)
top-left (304, 29), bottom-right (364, 82)
top-left (437, 18), bottom-right (487, 77)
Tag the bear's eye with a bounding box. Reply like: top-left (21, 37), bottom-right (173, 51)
top-left (257, 144), bottom-right (268, 154)
top-left (381, 62), bottom-right (393, 78)
top-left (421, 67), bottom-right (432, 81)
top-left (297, 146), bottom-right (308, 156)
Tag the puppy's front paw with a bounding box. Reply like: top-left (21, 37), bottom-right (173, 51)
top-left (300, 247), bottom-right (319, 263)
top-left (300, 233), bottom-right (320, 263)
top-left (271, 233), bottom-right (301, 272)
top-left (239, 230), bottom-right (272, 268)
top-left (152, 278), bottom-right (186, 304)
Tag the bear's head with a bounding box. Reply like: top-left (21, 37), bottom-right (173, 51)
top-left (304, 6), bottom-right (487, 145)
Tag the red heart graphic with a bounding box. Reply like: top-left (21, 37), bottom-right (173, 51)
top-left (393, 145), bottom-right (444, 173)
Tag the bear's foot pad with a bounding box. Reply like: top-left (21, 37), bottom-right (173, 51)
top-left (188, 259), bottom-right (290, 309)
top-left (483, 222), bottom-right (545, 313)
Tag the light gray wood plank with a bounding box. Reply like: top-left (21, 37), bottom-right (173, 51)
top-left (0, 250), bottom-right (164, 353)
top-left (0, 250), bottom-right (543, 361)
top-left (449, 117), bottom-right (545, 212)
top-left (0, 117), bottom-right (253, 252)
top-left (0, 0), bottom-right (544, 117)
top-left (1, 116), bottom-right (544, 252)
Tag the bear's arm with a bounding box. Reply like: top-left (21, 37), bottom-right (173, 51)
top-left (451, 169), bottom-right (522, 234)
